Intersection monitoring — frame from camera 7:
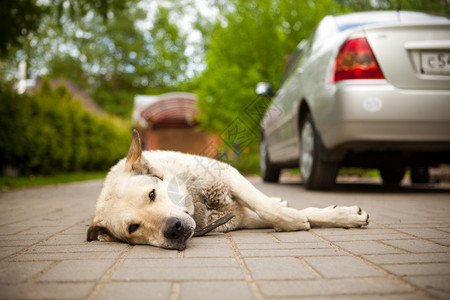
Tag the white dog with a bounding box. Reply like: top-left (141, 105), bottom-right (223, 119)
top-left (87, 130), bottom-right (369, 250)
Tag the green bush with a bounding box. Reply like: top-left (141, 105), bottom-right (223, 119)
top-left (0, 78), bottom-right (131, 175)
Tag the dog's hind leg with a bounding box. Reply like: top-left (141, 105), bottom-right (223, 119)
top-left (301, 205), bottom-right (369, 228)
top-left (224, 168), bottom-right (310, 231)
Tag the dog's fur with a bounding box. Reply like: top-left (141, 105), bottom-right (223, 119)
top-left (87, 130), bottom-right (369, 250)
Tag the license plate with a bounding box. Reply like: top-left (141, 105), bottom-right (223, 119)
top-left (421, 52), bottom-right (450, 75)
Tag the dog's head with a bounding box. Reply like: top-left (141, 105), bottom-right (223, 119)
top-left (87, 130), bottom-right (196, 250)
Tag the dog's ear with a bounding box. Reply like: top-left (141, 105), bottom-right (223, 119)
top-left (125, 129), bottom-right (163, 179)
top-left (87, 223), bottom-right (118, 242)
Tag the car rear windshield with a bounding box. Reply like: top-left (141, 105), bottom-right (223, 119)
top-left (338, 22), bottom-right (377, 31)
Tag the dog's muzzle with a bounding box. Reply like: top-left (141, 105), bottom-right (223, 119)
top-left (163, 217), bottom-right (194, 250)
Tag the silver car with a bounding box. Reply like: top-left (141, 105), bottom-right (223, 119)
top-left (258, 11), bottom-right (450, 190)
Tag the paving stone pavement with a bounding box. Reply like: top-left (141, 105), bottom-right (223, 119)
top-left (0, 178), bottom-right (449, 299)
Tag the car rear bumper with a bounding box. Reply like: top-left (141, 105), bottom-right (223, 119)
top-left (319, 80), bottom-right (450, 151)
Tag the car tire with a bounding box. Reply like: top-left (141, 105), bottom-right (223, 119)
top-left (411, 167), bottom-right (430, 184)
top-left (260, 136), bottom-right (280, 182)
top-left (299, 114), bottom-right (339, 190)
top-left (379, 167), bottom-right (406, 186)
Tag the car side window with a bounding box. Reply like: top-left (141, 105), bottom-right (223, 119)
top-left (278, 42), bottom-right (307, 88)
top-left (278, 27), bottom-right (317, 89)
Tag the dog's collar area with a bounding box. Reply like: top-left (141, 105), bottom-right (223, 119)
top-left (193, 213), bottom-right (235, 237)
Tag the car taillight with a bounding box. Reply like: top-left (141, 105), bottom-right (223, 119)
top-left (331, 37), bottom-right (384, 83)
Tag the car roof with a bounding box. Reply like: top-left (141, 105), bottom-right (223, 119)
top-left (333, 11), bottom-right (449, 31)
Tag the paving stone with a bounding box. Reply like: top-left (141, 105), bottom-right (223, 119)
top-left (1, 179), bottom-right (450, 300)
top-left (0, 239), bottom-right (41, 247)
top-left (314, 228), bottom-right (399, 236)
top-left (126, 245), bottom-right (179, 258)
top-left (363, 253), bottom-right (450, 264)
top-left (0, 226), bottom-right (35, 235)
top-left (9, 251), bottom-right (122, 261)
top-left (180, 281), bottom-right (253, 300)
top-left (304, 256), bottom-right (383, 278)
top-left (333, 241), bottom-right (405, 255)
top-left (0, 247), bottom-right (24, 260)
top-left (229, 232), bottom-right (276, 243)
top-left (431, 238), bottom-right (450, 246)
top-left (0, 283), bottom-right (95, 299)
top-left (112, 259), bottom-right (244, 281)
top-left (244, 257), bottom-right (315, 280)
top-left (257, 277), bottom-right (414, 298)
top-left (438, 228), bottom-right (450, 234)
top-left (39, 234), bottom-right (87, 245)
top-left (38, 259), bottom-right (115, 282)
top-left (382, 262), bottom-right (450, 276)
top-left (239, 248), bottom-right (341, 257)
top-left (0, 234), bottom-right (48, 241)
top-left (112, 265), bottom-right (244, 281)
top-left (382, 239), bottom-right (450, 253)
top-left (302, 294), bottom-right (426, 300)
top-left (122, 258), bottom-right (239, 268)
top-left (272, 231), bottom-right (323, 243)
top-left (405, 275), bottom-right (450, 300)
top-left (183, 244), bottom-right (234, 258)
top-left (96, 282), bottom-right (172, 300)
top-left (62, 224), bottom-right (91, 235)
top-left (18, 227), bottom-right (64, 235)
top-left (189, 235), bottom-right (228, 245)
top-left (395, 228), bottom-right (450, 239)
top-left (323, 233), bottom-right (411, 242)
top-left (29, 243), bottom-right (128, 253)
top-left (0, 261), bottom-right (53, 284)
top-left (236, 242), bottom-right (331, 250)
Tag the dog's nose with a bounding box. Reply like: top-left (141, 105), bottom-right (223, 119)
top-left (164, 217), bottom-right (184, 240)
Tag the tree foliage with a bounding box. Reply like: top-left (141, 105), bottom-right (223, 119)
top-left (0, 78), bottom-right (130, 174)
top-left (1, 0), bottom-right (448, 175)
top-left (0, 0), bottom-right (46, 57)
top-left (195, 0), bottom-right (448, 171)
top-left (195, 0), bottom-right (348, 171)
top-left (1, 0), bottom-right (191, 117)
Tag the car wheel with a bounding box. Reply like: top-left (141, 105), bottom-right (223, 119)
top-left (411, 167), bottom-right (430, 184)
top-left (379, 167), bottom-right (406, 186)
top-left (299, 114), bottom-right (339, 190)
top-left (259, 136), bottom-right (280, 182)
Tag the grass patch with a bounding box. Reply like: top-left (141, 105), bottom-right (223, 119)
top-left (0, 172), bottom-right (107, 191)
top-left (339, 168), bottom-right (379, 178)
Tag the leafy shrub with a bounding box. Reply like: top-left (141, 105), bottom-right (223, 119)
top-left (0, 78), bottom-right (131, 175)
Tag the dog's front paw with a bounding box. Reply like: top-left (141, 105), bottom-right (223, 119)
top-left (330, 205), bottom-right (369, 228)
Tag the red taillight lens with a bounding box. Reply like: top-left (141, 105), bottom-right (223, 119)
top-left (332, 37), bottom-right (384, 83)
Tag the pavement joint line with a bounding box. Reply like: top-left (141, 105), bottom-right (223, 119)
top-left (0, 207), bottom-right (71, 229)
top-left (24, 260), bottom-right (60, 284)
top-left (1, 218), bottom-right (91, 263)
top-left (86, 244), bottom-right (133, 300)
top-left (434, 228), bottom-right (450, 234)
top-left (225, 232), bottom-right (265, 300)
top-left (375, 239), bottom-right (412, 253)
top-left (295, 257), bottom-right (324, 279)
top-left (267, 232), bottom-right (281, 243)
top-left (375, 221), bottom-right (450, 248)
top-left (169, 282), bottom-right (181, 300)
top-left (309, 230), bottom-right (437, 300)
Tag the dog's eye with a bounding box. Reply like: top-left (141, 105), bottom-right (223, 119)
top-left (128, 224), bottom-right (140, 234)
top-left (148, 189), bottom-right (156, 202)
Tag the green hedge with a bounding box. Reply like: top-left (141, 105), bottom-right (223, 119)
top-left (0, 78), bottom-right (131, 175)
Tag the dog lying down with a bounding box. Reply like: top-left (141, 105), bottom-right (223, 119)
top-left (87, 130), bottom-right (369, 250)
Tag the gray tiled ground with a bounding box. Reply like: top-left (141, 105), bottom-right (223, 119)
top-left (0, 178), bottom-right (449, 299)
